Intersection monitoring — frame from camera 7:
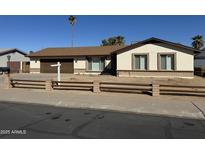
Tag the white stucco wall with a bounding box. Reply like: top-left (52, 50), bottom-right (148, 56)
top-left (117, 44), bottom-right (194, 71)
top-left (74, 57), bottom-right (86, 69)
top-left (73, 56), bottom-right (111, 75)
top-left (74, 57), bottom-right (111, 70)
top-left (30, 60), bottom-right (40, 68)
top-left (0, 52), bottom-right (29, 67)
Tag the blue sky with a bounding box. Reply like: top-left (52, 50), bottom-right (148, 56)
top-left (0, 15), bottom-right (205, 52)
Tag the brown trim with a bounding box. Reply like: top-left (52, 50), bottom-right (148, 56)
top-left (117, 70), bottom-right (193, 73)
top-left (112, 37), bottom-right (201, 55)
top-left (31, 57), bottom-right (78, 60)
top-left (132, 53), bottom-right (149, 70)
top-left (74, 68), bottom-right (86, 70)
top-left (28, 55), bottom-right (111, 59)
top-left (85, 71), bottom-right (102, 73)
top-left (117, 70), bottom-right (194, 78)
top-left (157, 52), bottom-right (177, 71)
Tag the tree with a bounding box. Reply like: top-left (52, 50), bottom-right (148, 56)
top-left (115, 36), bottom-right (125, 45)
top-left (68, 15), bottom-right (77, 47)
top-left (191, 35), bottom-right (204, 50)
top-left (101, 36), bottom-right (125, 46)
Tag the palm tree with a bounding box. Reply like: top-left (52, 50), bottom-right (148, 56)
top-left (68, 15), bottom-right (77, 47)
top-left (192, 35), bottom-right (204, 50)
top-left (115, 36), bottom-right (125, 45)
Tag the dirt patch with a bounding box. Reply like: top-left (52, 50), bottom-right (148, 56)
top-left (9, 73), bottom-right (205, 85)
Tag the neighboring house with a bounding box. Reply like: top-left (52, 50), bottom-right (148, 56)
top-left (28, 37), bottom-right (200, 78)
top-left (194, 50), bottom-right (205, 68)
top-left (0, 48), bottom-right (30, 73)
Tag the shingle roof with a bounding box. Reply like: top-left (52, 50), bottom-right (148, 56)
top-left (0, 48), bottom-right (27, 56)
top-left (0, 48), bottom-right (16, 53)
top-left (28, 37), bottom-right (201, 58)
top-left (28, 45), bottom-right (125, 57)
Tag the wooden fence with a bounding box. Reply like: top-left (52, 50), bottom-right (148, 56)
top-left (100, 82), bottom-right (152, 94)
top-left (10, 79), bottom-right (45, 89)
top-left (4, 77), bottom-right (205, 97)
top-left (159, 84), bottom-right (205, 96)
top-left (52, 81), bottom-right (94, 91)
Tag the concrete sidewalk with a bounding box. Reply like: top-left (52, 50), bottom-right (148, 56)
top-left (0, 88), bottom-right (205, 120)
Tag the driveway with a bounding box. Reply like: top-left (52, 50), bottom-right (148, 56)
top-left (0, 101), bottom-right (205, 139)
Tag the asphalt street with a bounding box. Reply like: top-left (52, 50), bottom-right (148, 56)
top-left (0, 101), bottom-right (205, 139)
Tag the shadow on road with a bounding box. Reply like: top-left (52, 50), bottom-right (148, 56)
top-left (0, 101), bottom-right (205, 139)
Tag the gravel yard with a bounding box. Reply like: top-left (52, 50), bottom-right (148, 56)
top-left (6, 73), bottom-right (205, 85)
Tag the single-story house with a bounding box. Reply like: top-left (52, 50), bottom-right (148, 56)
top-left (0, 48), bottom-right (30, 73)
top-left (28, 37), bottom-right (201, 78)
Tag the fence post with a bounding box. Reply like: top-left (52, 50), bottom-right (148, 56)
top-left (3, 74), bottom-right (11, 89)
top-left (45, 80), bottom-right (53, 91)
top-left (152, 82), bottom-right (160, 96)
top-left (93, 80), bottom-right (100, 93)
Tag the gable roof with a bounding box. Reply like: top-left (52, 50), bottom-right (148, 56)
top-left (28, 45), bottom-right (125, 58)
top-left (112, 37), bottom-right (201, 54)
top-left (0, 48), bottom-right (27, 56)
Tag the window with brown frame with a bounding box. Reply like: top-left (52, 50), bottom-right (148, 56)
top-left (159, 54), bottom-right (175, 70)
top-left (133, 54), bottom-right (148, 70)
top-left (87, 57), bottom-right (105, 71)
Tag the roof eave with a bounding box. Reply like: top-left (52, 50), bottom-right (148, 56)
top-left (0, 48), bottom-right (27, 56)
top-left (28, 54), bottom-right (111, 58)
top-left (112, 37), bottom-right (202, 54)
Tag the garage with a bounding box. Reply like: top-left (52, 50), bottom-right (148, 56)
top-left (40, 59), bottom-right (74, 73)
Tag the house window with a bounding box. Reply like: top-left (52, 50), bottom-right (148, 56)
top-left (87, 57), bottom-right (105, 71)
top-left (133, 55), bottom-right (147, 70)
top-left (160, 54), bottom-right (174, 70)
